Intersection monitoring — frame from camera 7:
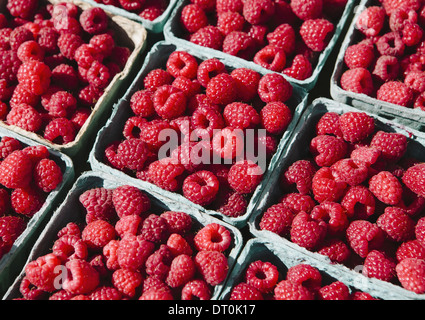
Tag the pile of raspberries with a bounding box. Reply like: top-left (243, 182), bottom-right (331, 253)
top-left (16, 184), bottom-right (234, 300)
top-left (93, 0), bottom-right (170, 21)
top-left (0, 136), bottom-right (64, 260)
top-left (340, 0), bottom-right (425, 110)
top-left (0, 0), bottom-right (131, 145)
top-left (259, 110), bottom-right (425, 295)
top-left (229, 260), bottom-right (379, 300)
top-left (178, 0), bottom-right (348, 80)
top-left (103, 49), bottom-right (295, 218)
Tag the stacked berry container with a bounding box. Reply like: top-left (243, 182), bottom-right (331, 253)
top-left (249, 98), bottom-right (425, 300)
top-left (3, 171), bottom-right (243, 300)
top-left (79, 0), bottom-right (180, 33)
top-left (331, 0), bottom-right (425, 131)
top-left (0, 0), bottom-right (148, 157)
top-left (0, 126), bottom-right (74, 297)
top-left (163, 0), bottom-right (356, 91)
top-left (88, 41), bottom-right (308, 229)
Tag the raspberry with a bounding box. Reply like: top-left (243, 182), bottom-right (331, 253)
top-left (118, 0), bottom-right (145, 11)
top-left (130, 89), bottom-right (154, 118)
top-left (139, 6), bottom-right (163, 21)
top-left (396, 240), bottom-right (425, 262)
top-left (194, 223), bottom-right (232, 252)
top-left (247, 24), bottom-right (269, 46)
top-left (81, 219), bottom-right (116, 250)
top-left (372, 55), bottom-right (400, 82)
top-left (282, 160), bottom-right (316, 194)
top-left (0, 215), bottom-right (26, 257)
top-left (290, 0), bottom-right (323, 20)
top-left (0, 137), bottom-right (21, 160)
top-left (6, 103), bottom-right (42, 133)
top-left (310, 201), bottom-right (348, 235)
top-left (212, 126), bottom-right (244, 160)
top-left (316, 112), bottom-right (343, 137)
top-left (46, 90), bottom-right (77, 118)
top-left (166, 254), bottom-right (196, 288)
top-left (145, 244), bottom-right (173, 280)
top-left (0, 50), bottom-right (21, 83)
top-left (51, 64), bottom-right (79, 91)
top-left (171, 141), bottom-right (207, 172)
top-left (181, 279), bottom-right (211, 300)
top-left (17, 60), bottom-right (51, 95)
top-left (376, 207), bottom-right (415, 242)
top-left (310, 135), bottom-right (348, 167)
top-left (282, 193), bottom-right (316, 213)
top-left (228, 160), bottom-right (263, 194)
top-left (216, 0), bottom-right (243, 13)
top-left (52, 235), bottom-right (88, 262)
top-left (346, 220), bottom-right (384, 258)
top-left (317, 238), bottom-right (351, 263)
top-left (17, 40), bottom-right (44, 62)
top-left (147, 158), bottom-right (186, 192)
top-left (290, 211), bottom-right (327, 250)
top-left (382, 0), bottom-right (421, 15)
top-left (160, 211), bottom-right (193, 235)
top-left (75, 44), bottom-right (103, 69)
top-left (404, 70), bottom-right (425, 93)
top-left (89, 33), bottom-right (115, 57)
top-left (153, 85), bottom-right (187, 120)
top-left (115, 215), bottom-right (143, 238)
top-left (139, 287), bottom-right (174, 300)
top-left (402, 22), bottom-right (423, 46)
top-left (117, 233), bottom-right (155, 271)
top-left (37, 27), bottom-right (59, 54)
top-left (25, 253), bottom-right (62, 292)
top-left (217, 11), bottom-right (245, 36)
top-left (7, 0), bottom-right (38, 19)
top-left (79, 7), bottom-right (108, 35)
top-left (206, 73), bottom-right (237, 105)
top-left (340, 67), bottom-right (374, 95)
top-left (396, 258), bottom-right (425, 293)
top-left (230, 282), bottom-right (264, 300)
top-left (196, 58), bottom-right (226, 88)
top-left (341, 185), bottom-right (376, 219)
top-left (112, 185), bottom-right (150, 218)
top-left (283, 54), bottom-right (313, 80)
top-left (116, 138), bottom-right (148, 172)
top-left (389, 7), bottom-right (417, 32)
top-left (138, 119), bottom-right (171, 151)
top-left (11, 187), bottom-right (44, 217)
top-left (363, 250), bottom-right (397, 282)
top-left (369, 171), bottom-right (403, 205)
top-left (33, 158), bottom-right (63, 193)
top-left (214, 189), bottom-right (248, 218)
top-left (274, 280), bottom-right (315, 300)
top-left (403, 163), bottom-right (425, 197)
top-left (103, 239), bottom-right (120, 271)
top-left (87, 61), bottom-right (110, 89)
top-left (312, 167), bottom-right (347, 203)
top-left (286, 264), bottom-right (322, 292)
top-left (253, 45), bottom-right (287, 72)
top-left (90, 286), bottom-right (122, 300)
top-left (258, 73), bottom-right (292, 103)
top-left (192, 105), bottom-right (225, 138)
top-left (318, 281), bottom-right (350, 300)
top-left (57, 33), bottom-right (84, 60)
top-left (10, 26), bottom-right (34, 51)
top-left (376, 32), bottom-right (405, 57)
top-left (194, 250), bottom-right (228, 286)
top-left (43, 117), bottom-right (76, 145)
top-left (140, 213), bottom-right (170, 244)
top-left (167, 233), bottom-right (193, 256)
top-left (245, 260), bottom-right (279, 293)
top-left (344, 43), bottom-right (375, 70)
top-left (338, 112), bottom-right (375, 144)
top-left (0, 150), bottom-right (33, 189)
top-left (180, 4), bottom-right (208, 33)
top-left (112, 269), bottom-right (143, 298)
top-left (260, 101), bottom-right (292, 135)
top-left (166, 51), bottom-right (198, 80)
top-left (300, 19), bottom-right (334, 52)
top-left (190, 26), bottom-right (224, 50)
top-left (182, 170), bottom-right (219, 206)
top-left (370, 131), bottom-right (407, 162)
top-left (78, 84), bottom-right (103, 107)
top-left (19, 276), bottom-right (47, 300)
top-left (222, 31), bottom-right (257, 60)
top-left (331, 158), bottom-right (369, 186)
top-left (242, 0), bottom-right (275, 25)
top-left (356, 6), bottom-right (386, 37)
top-left (79, 187), bottom-right (115, 224)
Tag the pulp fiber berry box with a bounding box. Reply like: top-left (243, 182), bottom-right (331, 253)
top-left (79, 0), bottom-right (180, 33)
top-left (0, 127), bottom-right (74, 298)
top-left (163, 0), bottom-right (356, 92)
top-left (248, 98), bottom-right (425, 300)
top-left (0, 0), bottom-right (148, 158)
top-left (3, 171), bottom-right (244, 300)
top-left (330, 0), bottom-right (425, 131)
top-left (88, 40), bottom-right (309, 229)
top-left (218, 238), bottom-right (383, 300)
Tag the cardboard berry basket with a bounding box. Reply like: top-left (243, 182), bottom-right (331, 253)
top-left (88, 40), bottom-right (309, 229)
top-left (330, 0), bottom-right (425, 131)
top-left (0, 0), bottom-right (148, 158)
top-left (248, 97), bottom-right (425, 300)
top-left (163, 0), bottom-right (356, 92)
top-left (3, 170), bottom-right (244, 300)
top-left (0, 127), bottom-right (74, 298)
top-left (79, 0), bottom-right (180, 33)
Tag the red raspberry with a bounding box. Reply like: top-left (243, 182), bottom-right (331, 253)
top-left (286, 264), bottom-right (322, 292)
top-left (180, 4), bottom-right (208, 33)
top-left (11, 187), bottom-right (44, 217)
top-left (46, 91), bottom-right (77, 118)
top-left (195, 250), bottom-right (228, 286)
top-left (160, 211), bottom-right (193, 235)
top-left (122, 116), bottom-right (147, 141)
top-left (139, 6), bottom-right (164, 21)
top-left (282, 160), bottom-right (316, 194)
top-left (369, 171), bottom-right (403, 205)
top-left (259, 202), bottom-right (295, 236)
top-left (396, 258), bottom-right (425, 293)
top-left (44, 117), bottom-right (76, 145)
top-left (0, 137), bottom-right (21, 160)
top-left (25, 253), bottom-right (62, 292)
top-left (403, 163), bottom-right (425, 198)
top-left (404, 70), bottom-right (425, 93)
top-left (340, 67), bottom-right (374, 95)
top-left (116, 138), bottom-right (149, 172)
top-left (283, 54), bottom-right (313, 80)
top-left (0, 50), bottom-right (21, 84)
top-left (7, 0), bottom-right (38, 19)
top-left (260, 101), bottom-right (292, 135)
top-left (373, 55), bottom-right (400, 82)
top-left (282, 192), bottom-right (315, 213)
top-left (90, 286), bottom-right (122, 300)
top-left (243, 0), bottom-right (275, 25)
top-left (245, 260), bottom-right (279, 293)
top-left (216, 0), bottom-right (243, 13)
top-left (363, 250), bottom-right (397, 282)
top-left (139, 287), bottom-right (174, 300)
top-left (310, 135), bottom-right (348, 167)
top-left (230, 282), bottom-right (264, 300)
top-left (396, 240), bottom-right (425, 262)
top-left (217, 11), bottom-right (245, 36)
top-left (382, 0), bottom-right (421, 15)
top-left (190, 26), bottom-right (224, 50)
top-left (290, 0), bottom-right (323, 20)
top-left (17, 40), bottom-right (44, 62)
top-left (181, 279), bottom-right (211, 300)
top-left (377, 207), bottom-right (415, 242)
top-left (87, 61), bottom-right (110, 89)
top-left (214, 189), bottom-right (248, 218)
top-left (192, 105), bottom-right (225, 138)
top-left (166, 254), bottom-right (196, 288)
top-left (17, 60), bottom-right (51, 95)
top-left (145, 244), bottom-right (173, 280)
top-left (356, 6), bottom-right (386, 37)
top-left (222, 31), bottom-right (257, 60)
top-left (78, 84), bottom-right (104, 107)
top-left (115, 215), bottom-right (143, 238)
top-left (377, 80), bottom-right (414, 108)
top-left (401, 22), bottom-right (423, 46)
top-left (139, 213), bottom-right (169, 244)
top-left (376, 32), bottom-right (405, 57)
top-left (153, 85), bottom-right (187, 120)
top-left (344, 43), bottom-right (375, 69)
top-left (196, 58), bottom-right (226, 88)
top-left (112, 268), bottom-right (143, 298)
top-left (6, 103), bottom-right (42, 133)
top-left (138, 119), bottom-right (171, 151)
top-left (57, 222), bottom-right (81, 239)
top-left (103, 239), bottom-right (120, 271)
top-left (316, 112), bottom-right (343, 137)
top-left (118, 0), bottom-right (145, 11)
top-left (183, 170), bottom-right (219, 206)
top-left (167, 233), bottom-right (193, 256)
top-left (172, 76), bottom-right (201, 98)
top-left (341, 185), bottom-right (376, 219)
top-left (81, 219), bottom-right (116, 250)
top-left (318, 281), bottom-right (350, 300)
top-left (143, 69), bottom-right (173, 92)
top-left (171, 141), bottom-right (207, 173)
top-left (33, 158), bottom-right (63, 193)
top-left (117, 233), bottom-right (155, 271)
top-left (317, 238), bottom-right (351, 263)
top-left (0, 150), bottom-right (32, 189)
top-left (0, 215), bottom-right (26, 257)
top-left (19, 276), bottom-right (47, 300)
top-left (253, 45), bottom-right (287, 72)
top-left (267, 23), bottom-right (296, 55)
top-left (129, 89), bottom-right (154, 118)
top-left (290, 211), bottom-right (327, 250)
top-left (228, 160), bottom-right (263, 194)
top-left (258, 73), bottom-right (293, 103)
top-left (274, 280), bottom-right (315, 300)
top-left (331, 158), bottom-right (369, 186)
top-left (370, 131), bottom-right (407, 163)
top-left (310, 201), bottom-right (348, 235)
top-left (206, 73), bottom-right (237, 106)
top-left (346, 220), bottom-right (384, 258)
top-left (338, 111), bottom-right (375, 144)
top-left (89, 33), bottom-right (115, 57)
top-left (57, 33), bottom-right (84, 60)
top-left (52, 235), bottom-right (88, 262)
top-left (223, 102), bottom-right (260, 130)
top-left (37, 27), bottom-right (59, 54)
top-left (247, 24), bottom-right (269, 46)
top-left (194, 223), bottom-right (231, 252)
top-left (79, 187), bottom-right (115, 224)
top-left (300, 19), bottom-right (334, 52)
top-left (79, 7), bottom-right (108, 35)
top-left (312, 167), bottom-right (347, 203)
top-left (51, 64), bottom-right (79, 91)
top-left (9, 26), bottom-right (34, 51)
top-left (112, 185), bottom-right (150, 218)
top-left (166, 51), bottom-right (198, 80)
top-left (147, 158), bottom-right (186, 192)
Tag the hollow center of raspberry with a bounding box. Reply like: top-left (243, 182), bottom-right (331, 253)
top-left (210, 233), bottom-right (223, 243)
top-left (254, 270), bottom-right (267, 280)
